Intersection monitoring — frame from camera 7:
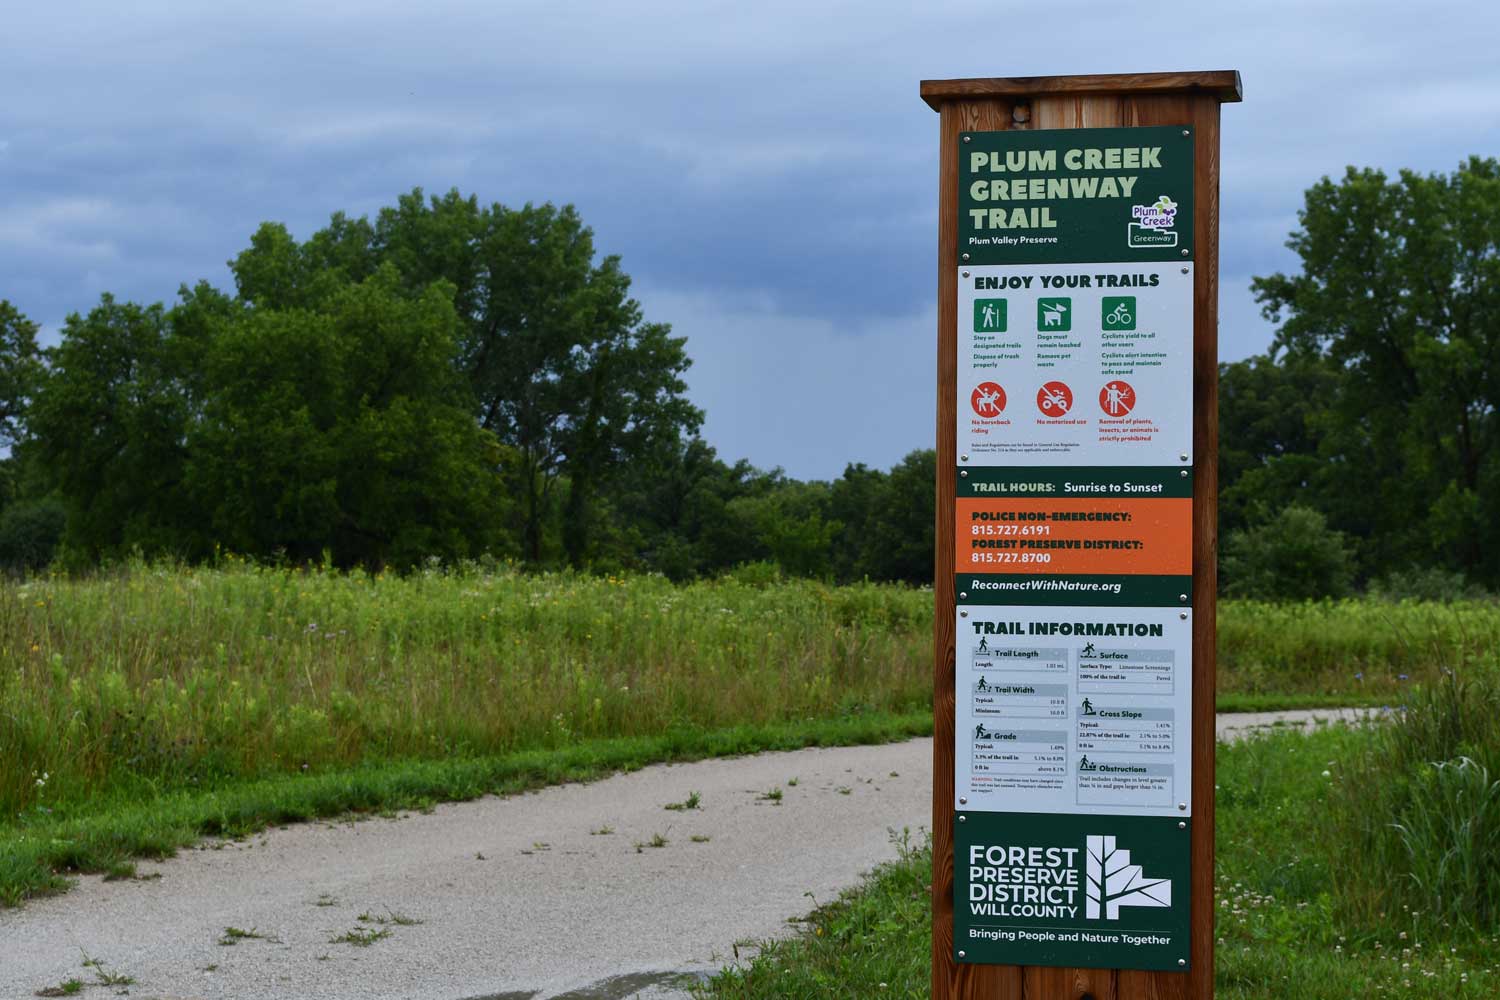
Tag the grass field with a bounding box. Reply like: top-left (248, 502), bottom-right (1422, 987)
top-left (699, 718), bottom-right (1500, 999)
top-left (3, 563), bottom-right (1497, 908)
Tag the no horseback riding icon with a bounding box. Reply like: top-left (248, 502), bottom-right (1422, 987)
top-left (971, 382), bottom-right (1007, 417)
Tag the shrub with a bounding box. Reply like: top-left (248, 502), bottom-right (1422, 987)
top-left (1221, 504), bottom-right (1354, 601)
top-left (0, 498), bottom-right (66, 571)
top-left (1368, 566), bottom-right (1491, 603)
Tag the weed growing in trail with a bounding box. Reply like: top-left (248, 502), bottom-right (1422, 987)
top-left (217, 926), bottom-right (269, 946)
top-left (756, 788), bottom-right (783, 804)
top-left (358, 909), bottom-right (422, 926)
top-left (33, 980), bottom-right (83, 997)
top-left (331, 926), bottom-right (390, 947)
top-left (664, 791), bottom-right (702, 811)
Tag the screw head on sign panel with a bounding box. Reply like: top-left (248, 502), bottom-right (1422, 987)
top-left (1179, 959), bottom-right (1187, 967)
top-left (960, 470), bottom-right (968, 478)
top-left (958, 815), bottom-right (967, 823)
top-left (1180, 612), bottom-right (1188, 620)
top-left (1178, 821), bottom-right (1187, 829)
top-left (1178, 802), bottom-right (1187, 811)
top-left (958, 950), bottom-right (967, 959)
top-left (1180, 470), bottom-right (1189, 478)
top-left (961, 454), bottom-right (969, 462)
top-left (1181, 267), bottom-right (1189, 274)
top-left (1181, 249), bottom-right (1190, 257)
top-left (960, 592), bottom-right (969, 599)
top-left (963, 136), bottom-right (971, 144)
top-left (1182, 130), bottom-right (1190, 136)
top-left (959, 797), bottom-right (968, 805)
top-left (962, 270), bottom-right (970, 278)
top-left (960, 610), bottom-right (968, 618)
top-left (1179, 453), bottom-right (1189, 462)
top-left (1179, 594), bottom-right (1188, 602)
top-left (962, 253), bottom-right (970, 261)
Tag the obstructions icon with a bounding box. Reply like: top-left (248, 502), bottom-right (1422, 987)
top-left (1036, 381), bottom-right (1073, 416)
top-left (971, 382), bottom-right (1007, 417)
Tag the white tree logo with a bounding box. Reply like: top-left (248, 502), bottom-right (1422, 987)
top-left (1084, 835), bottom-right (1172, 919)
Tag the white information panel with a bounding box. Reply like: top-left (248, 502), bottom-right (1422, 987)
top-left (958, 262), bottom-right (1194, 467)
top-left (954, 604), bottom-right (1193, 817)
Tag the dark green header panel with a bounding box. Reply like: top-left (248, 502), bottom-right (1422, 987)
top-left (958, 574), bottom-right (1192, 608)
top-left (959, 126), bottom-right (1194, 266)
top-left (955, 811), bottom-right (1190, 971)
top-left (958, 466), bottom-right (1192, 500)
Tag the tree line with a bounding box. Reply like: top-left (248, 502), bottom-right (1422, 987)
top-left (1219, 156), bottom-right (1500, 599)
top-left (0, 189), bottom-right (934, 582)
top-left (4, 158), bottom-right (1498, 597)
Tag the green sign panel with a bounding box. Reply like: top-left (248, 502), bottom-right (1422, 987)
top-left (958, 466), bottom-right (1191, 500)
top-left (954, 811), bottom-right (1190, 971)
top-left (959, 126), bottom-right (1194, 266)
top-left (956, 573), bottom-right (1192, 608)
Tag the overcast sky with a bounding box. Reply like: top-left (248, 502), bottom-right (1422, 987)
top-left (4, 1), bottom-right (1497, 479)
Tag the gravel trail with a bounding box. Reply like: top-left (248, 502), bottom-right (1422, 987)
top-left (0, 709), bottom-right (1370, 1000)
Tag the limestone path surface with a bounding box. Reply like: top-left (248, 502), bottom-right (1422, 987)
top-left (0, 710), bottom-right (1367, 1000)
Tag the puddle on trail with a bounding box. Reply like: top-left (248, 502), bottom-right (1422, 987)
top-left (464, 970), bottom-right (708, 1000)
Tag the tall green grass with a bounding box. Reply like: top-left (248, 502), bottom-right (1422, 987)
top-left (6, 564), bottom-right (1499, 829)
top-left (0, 560), bottom-right (930, 822)
top-left (1327, 673), bottom-right (1500, 932)
top-left (1218, 599), bottom-right (1500, 702)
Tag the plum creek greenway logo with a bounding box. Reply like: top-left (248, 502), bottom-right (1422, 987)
top-left (1127, 194), bottom-right (1179, 249)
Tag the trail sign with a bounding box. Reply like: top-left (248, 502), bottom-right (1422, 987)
top-left (923, 70), bottom-right (1241, 999)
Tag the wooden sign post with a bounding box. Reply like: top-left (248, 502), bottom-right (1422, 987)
top-left (924, 71), bottom-right (1241, 1000)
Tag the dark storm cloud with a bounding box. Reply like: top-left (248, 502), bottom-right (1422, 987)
top-left (3, 0), bottom-right (1498, 477)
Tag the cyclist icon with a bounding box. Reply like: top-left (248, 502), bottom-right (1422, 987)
top-left (1104, 301), bottom-right (1133, 327)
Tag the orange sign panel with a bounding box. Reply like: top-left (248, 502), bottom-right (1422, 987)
top-left (955, 497), bottom-right (1190, 575)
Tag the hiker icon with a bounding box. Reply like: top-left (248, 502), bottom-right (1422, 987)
top-left (1078, 755), bottom-right (1093, 770)
top-left (976, 676), bottom-right (991, 692)
top-left (975, 724), bottom-right (992, 739)
top-left (1081, 642), bottom-right (1096, 657)
top-left (1081, 698), bottom-right (1095, 715)
top-left (977, 636), bottom-right (989, 652)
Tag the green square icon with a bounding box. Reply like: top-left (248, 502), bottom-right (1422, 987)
top-left (973, 299), bottom-right (1007, 332)
top-left (1037, 297), bottom-right (1071, 331)
top-left (1101, 296), bottom-right (1136, 331)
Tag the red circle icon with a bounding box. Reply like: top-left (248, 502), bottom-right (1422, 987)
top-left (1099, 380), bottom-right (1136, 416)
top-left (1036, 381), bottom-right (1073, 416)
top-left (970, 382), bottom-right (1007, 417)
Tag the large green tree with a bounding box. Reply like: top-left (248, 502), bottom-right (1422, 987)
top-left (1253, 157), bottom-right (1500, 583)
top-left (29, 272), bottom-right (508, 568)
top-left (185, 268), bottom-right (509, 566)
top-left (231, 189), bottom-right (702, 565)
top-left (27, 295), bottom-right (203, 559)
top-left (0, 300), bottom-right (43, 451)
